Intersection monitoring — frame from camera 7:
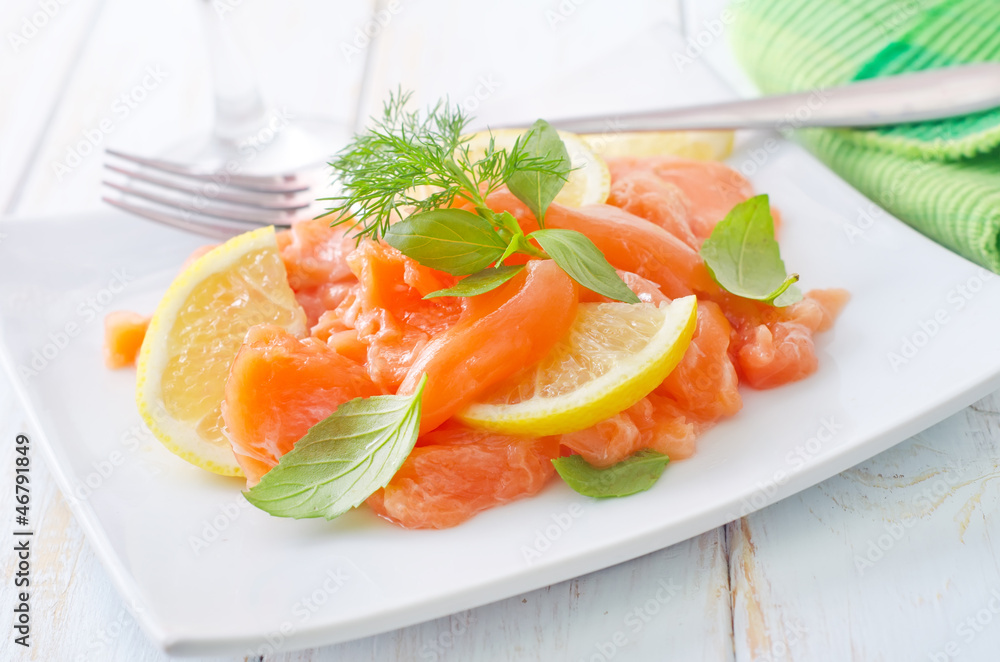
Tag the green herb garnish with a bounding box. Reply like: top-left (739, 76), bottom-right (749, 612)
top-left (323, 90), bottom-right (637, 302)
top-left (506, 119), bottom-right (571, 225)
top-left (384, 209), bottom-right (508, 276)
top-left (552, 449), bottom-right (670, 498)
top-left (244, 376), bottom-right (425, 519)
top-left (699, 194), bottom-right (802, 306)
top-left (321, 89), bottom-right (567, 241)
top-left (530, 229), bottom-right (641, 304)
top-left (424, 264), bottom-right (525, 298)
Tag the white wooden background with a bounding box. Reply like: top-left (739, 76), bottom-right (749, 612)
top-left (2, 1), bottom-right (999, 660)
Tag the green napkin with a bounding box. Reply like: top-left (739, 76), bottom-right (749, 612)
top-left (731, 0), bottom-right (1000, 272)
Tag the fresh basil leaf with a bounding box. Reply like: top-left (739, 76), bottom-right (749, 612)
top-left (496, 235), bottom-right (522, 267)
top-left (699, 195), bottom-right (803, 306)
top-left (385, 209), bottom-right (507, 275)
top-left (506, 119), bottom-right (571, 225)
top-left (768, 276), bottom-right (802, 306)
top-left (552, 449), bottom-right (670, 498)
top-left (423, 265), bottom-right (525, 298)
top-left (530, 228), bottom-right (640, 303)
top-left (244, 375), bottom-right (426, 519)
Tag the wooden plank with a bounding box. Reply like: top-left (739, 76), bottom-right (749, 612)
top-left (0, 0), bottom-right (106, 212)
top-left (729, 391), bottom-right (1000, 661)
top-left (284, 529), bottom-right (733, 661)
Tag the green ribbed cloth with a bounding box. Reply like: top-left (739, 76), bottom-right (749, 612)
top-left (731, 0), bottom-right (1000, 272)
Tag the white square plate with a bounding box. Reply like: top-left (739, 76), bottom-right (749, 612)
top-left (3, 137), bottom-right (1000, 655)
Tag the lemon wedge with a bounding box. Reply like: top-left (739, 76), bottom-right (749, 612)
top-left (464, 128), bottom-right (611, 207)
top-left (135, 226), bottom-right (306, 476)
top-left (457, 296), bottom-right (697, 436)
top-left (583, 130), bottom-right (734, 161)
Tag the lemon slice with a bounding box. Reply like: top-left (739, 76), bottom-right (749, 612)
top-left (583, 130), bottom-right (734, 161)
top-left (464, 128), bottom-right (611, 207)
top-left (458, 296), bottom-right (697, 436)
top-left (135, 226), bottom-right (307, 476)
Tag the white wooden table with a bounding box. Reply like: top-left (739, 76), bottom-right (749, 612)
top-left (2, 1), bottom-right (999, 660)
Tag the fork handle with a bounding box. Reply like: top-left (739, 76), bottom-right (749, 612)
top-left (542, 64), bottom-right (1000, 133)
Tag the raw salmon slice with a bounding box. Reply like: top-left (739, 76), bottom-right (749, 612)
top-left (558, 394), bottom-right (701, 467)
top-left (607, 156), bottom-right (755, 241)
top-left (103, 311), bottom-right (150, 369)
top-left (276, 217), bottom-right (359, 327)
top-left (579, 270), bottom-right (670, 305)
top-left (656, 300), bottom-right (742, 421)
top-left (398, 258), bottom-right (579, 433)
top-left (481, 191), bottom-right (720, 300)
top-left (367, 422), bottom-right (560, 529)
top-left (326, 240), bottom-right (463, 392)
top-left (606, 170), bottom-right (700, 249)
top-left (726, 289), bottom-right (850, 389)
top-left (222, 324), bottom-right (381, 486)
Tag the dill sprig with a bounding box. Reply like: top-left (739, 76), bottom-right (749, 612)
top-left (319, 89), bottom-right (568, 241)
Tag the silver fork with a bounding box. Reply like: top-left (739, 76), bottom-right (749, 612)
top-left (541, 64), bottom-right (1000, 133)
top-left (101, 149), bottom-right (328, 240)
top-left (104, 64), bottom-right (1000, 239)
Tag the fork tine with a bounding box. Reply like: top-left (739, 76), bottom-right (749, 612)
top-left (104, 163), bottom-right (313, 211)
top-left (102, 180), bottom-right (301, 226)
top-left (106, 148), bottom-right (319, 194)
top-left (102, 197), bottom-right (283, 240)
